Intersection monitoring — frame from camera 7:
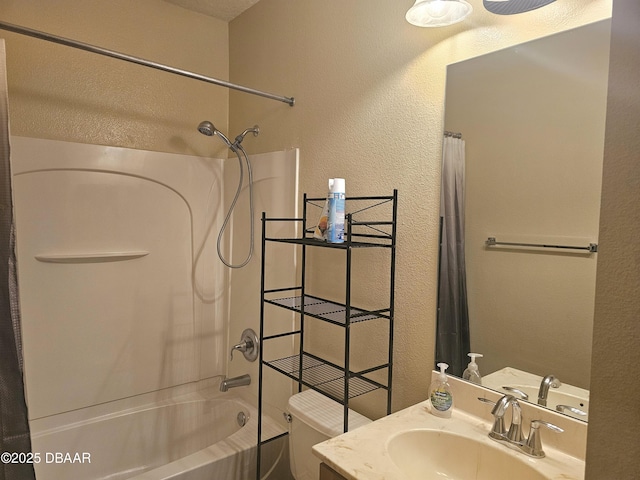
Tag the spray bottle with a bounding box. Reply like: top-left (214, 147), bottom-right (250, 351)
top-left (327, 178), bottom-right (345, 243)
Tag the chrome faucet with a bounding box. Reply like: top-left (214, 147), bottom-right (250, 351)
top-left (538, 375), bottom-right (561, 406)
top-left (219, 373), bottom-right (251, 392)
top-left (490, 394), bottom-right (524, 444)
top-left (479, 395), bottom-right (564, 458)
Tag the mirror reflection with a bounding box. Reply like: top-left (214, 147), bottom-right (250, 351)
top-left (438, 19), bottom-right (612, 422)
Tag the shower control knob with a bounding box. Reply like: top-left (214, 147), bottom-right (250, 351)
top-left (230, 328), bottom-right (259, 362)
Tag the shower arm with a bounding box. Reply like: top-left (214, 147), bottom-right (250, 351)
top-left (0, 20), bottom-right (295, 107)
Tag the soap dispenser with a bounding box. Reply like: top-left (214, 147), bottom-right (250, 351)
top-left (429, 363), bottom-right (454, 418)
top-left (462, 353), bottom-right (483, 385)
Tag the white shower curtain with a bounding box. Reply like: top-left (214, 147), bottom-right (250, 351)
top-left (0, 39), bottom-right (35, 480)
top-left (436, 134), bottom-right (470, 376)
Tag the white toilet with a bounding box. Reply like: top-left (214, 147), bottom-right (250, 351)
top-left (287, 389), bottom-right (371, 480)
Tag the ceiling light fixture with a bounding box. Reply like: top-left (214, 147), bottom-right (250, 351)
top-left (406, 0), bottom-right (473, 27)
top-left (483, 0), bottom-right (556, 15)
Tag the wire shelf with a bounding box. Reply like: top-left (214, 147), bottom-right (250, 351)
top-left (264, 353), bottom-right (383, 402)
top-left (264, 236), bottom-right (393, 248)
top-left (265, 294), bottom-right (390, 326)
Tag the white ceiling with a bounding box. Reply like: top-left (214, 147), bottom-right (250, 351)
top-left (162, 0), bottom-right (262, 21)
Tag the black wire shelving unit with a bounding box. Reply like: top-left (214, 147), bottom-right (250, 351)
top-left (256, 191), bottom-right (397, 480)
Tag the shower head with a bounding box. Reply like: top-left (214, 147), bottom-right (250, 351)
top-left (234, 125), bottom-right (260, 146)
top-left (197, 120), bottom-right (215, 136)
top-left (198, 120), bottom-right (233, 148)
top-left (198, 121), bottom-right (260, 150)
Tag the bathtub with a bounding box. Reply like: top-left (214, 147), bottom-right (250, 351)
top-left (30, 391), bottom-right (289, 480)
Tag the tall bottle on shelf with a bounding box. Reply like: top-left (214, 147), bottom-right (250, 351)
top-left (327, 178), bottom-right (345, 243)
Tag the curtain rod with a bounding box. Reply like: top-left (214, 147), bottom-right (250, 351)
top-left (444, 131), bottom-right (462, 139)
top-left (0, 20), bottom-right (295, 107)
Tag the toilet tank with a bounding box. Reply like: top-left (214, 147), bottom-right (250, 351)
top-left (287, 390), bottom-right (371, 480)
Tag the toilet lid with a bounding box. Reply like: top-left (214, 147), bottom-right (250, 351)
top-left (287, 389), bottom-right (371, 437)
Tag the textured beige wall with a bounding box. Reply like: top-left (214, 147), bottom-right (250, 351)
top-left (586, 0), bottom-right (640, 477)
top-left (229, 0), bottom-right (611, 416)
top-left (445, 21), bottom-right (610, 389)
top-left (0, 0), bottom-right (229, 158)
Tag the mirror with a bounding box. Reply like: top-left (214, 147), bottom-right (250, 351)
top-left (440, 19), bottom-right (612, 421)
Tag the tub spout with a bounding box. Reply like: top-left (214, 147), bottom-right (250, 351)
top-left (220, 374), bottom-right (251, 392)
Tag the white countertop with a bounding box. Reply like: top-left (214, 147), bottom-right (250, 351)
top-left (312, 377), bottom-right (586, 480)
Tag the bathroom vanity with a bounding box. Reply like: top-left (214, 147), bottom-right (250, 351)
top-left (313, 374), bottom-right (586, 480)
top-left (319, 463), bottom-right (347, 480)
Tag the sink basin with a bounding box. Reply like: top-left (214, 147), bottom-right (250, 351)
top-left (386, 429), bottom-right (548, 480)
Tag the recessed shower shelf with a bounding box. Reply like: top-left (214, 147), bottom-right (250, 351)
top-left (264, 294), bottom-right (390, 326)
top-left (263, 353), bottom-right (385, 403)
top-left (35, 251), bottom-right (150, 263)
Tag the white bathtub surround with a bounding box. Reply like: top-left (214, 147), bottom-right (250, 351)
top-left (312, 374), bottom-right (586, 479)
top-left (12, 137), bottom-right (228, 418)
top-left (11, 137), bottom-right (299, 479)
top-left (11, 137), bottom-right (298, 416)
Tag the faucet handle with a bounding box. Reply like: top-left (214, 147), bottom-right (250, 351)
top-left (555, 405), bottom-right (587, 417)
top-left (525, 420), bottom-right (564, 458)
top-left (230, 341), bottom-right (249, 360)
top-left (229, 328), bottom-right (259, 362)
